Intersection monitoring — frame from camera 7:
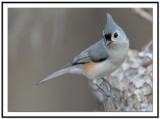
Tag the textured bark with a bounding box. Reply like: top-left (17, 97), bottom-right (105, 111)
top-left (102, 83), bottom-right (116, 111)
top-left (91, 42), bottom-right (153, 111)
top-left (91, 8), bottom-right (153, 112)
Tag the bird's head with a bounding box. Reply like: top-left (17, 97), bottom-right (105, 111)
top-left (103, 13), bottom-right (129, 49)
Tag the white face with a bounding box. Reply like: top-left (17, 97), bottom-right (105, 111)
top-left (110, 30), bottom-right (119, 42)
top-left (103, 26), bottom-right (129, 48)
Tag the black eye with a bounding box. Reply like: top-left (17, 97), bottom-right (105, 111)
top-left (114, 32), bottom-right (118, 38)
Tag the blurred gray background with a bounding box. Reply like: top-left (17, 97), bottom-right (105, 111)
top-left (8, 8), bottom-right (152, 112)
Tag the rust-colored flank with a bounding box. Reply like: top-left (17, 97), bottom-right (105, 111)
top-left (84, 62), bottom-right (97, 71)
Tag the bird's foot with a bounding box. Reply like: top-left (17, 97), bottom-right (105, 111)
top-left (101, 92), bottom-right (117, 103)
top-left (96, 80), bottom-right (117, 104)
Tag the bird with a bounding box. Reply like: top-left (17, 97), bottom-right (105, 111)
top-left (36, 13), bottom-right (129, 103)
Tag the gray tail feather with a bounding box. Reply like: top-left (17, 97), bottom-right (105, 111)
top-left (35, 65), bottom-right (82, 86)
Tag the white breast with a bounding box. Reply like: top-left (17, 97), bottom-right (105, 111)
top-left (83, 43), bottom-right (129, 80)
top-left (83, 59), bottom-right (121, 79)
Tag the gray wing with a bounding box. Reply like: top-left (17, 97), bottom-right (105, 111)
top-left (71, 39), bottom-right (109, 65)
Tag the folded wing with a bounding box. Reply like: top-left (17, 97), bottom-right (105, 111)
top-left (71, 39), bottom-right (109, 65)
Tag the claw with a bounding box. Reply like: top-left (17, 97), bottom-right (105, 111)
top-left (101, 92), bottom-right (117, 103)
top-left (108, 92), bottom-right (117, 103)
top-left (101, 96), bottom-right (108, 103)
top-left (96, 80), bottom-right (117, 103)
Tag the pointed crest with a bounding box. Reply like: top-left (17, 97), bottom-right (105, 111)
top-left (104, 13), bottom-right (118, 34)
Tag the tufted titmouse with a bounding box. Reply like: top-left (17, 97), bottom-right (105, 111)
top-left (36, 13), bottom-right (129, 103)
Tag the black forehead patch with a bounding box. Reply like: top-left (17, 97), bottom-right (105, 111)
top-left (105, 33), bottom-right (112, 40)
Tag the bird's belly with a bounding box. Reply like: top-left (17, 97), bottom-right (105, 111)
top-left (83, 60), bottom-right (121, 79)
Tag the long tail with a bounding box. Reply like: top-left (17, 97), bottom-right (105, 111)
top-left (35, 65), bottom-right (82, 86)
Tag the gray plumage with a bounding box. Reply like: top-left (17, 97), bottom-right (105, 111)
top-left (36, 13), bottom-right (129, 95)
top-left (103, 14), bottom-right (118, 35)
top-left (72, 39), bottom-right (109, 65)
top-left (36, 65), bottom-right (82, 86)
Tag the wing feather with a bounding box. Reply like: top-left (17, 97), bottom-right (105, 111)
top-left (71, 39), bottom-right (109, 65)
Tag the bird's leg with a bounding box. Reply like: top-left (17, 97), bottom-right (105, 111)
top-left (92, 79), bottom-right (117, 103)
top-left (102, 77), bottom-right (113, 92)
top-left (99, 77), bottom-right (117, 103)
top-left (96, 83), bottom-right (117, 103)
top-left (99, 77), bottom-right (110, 88)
